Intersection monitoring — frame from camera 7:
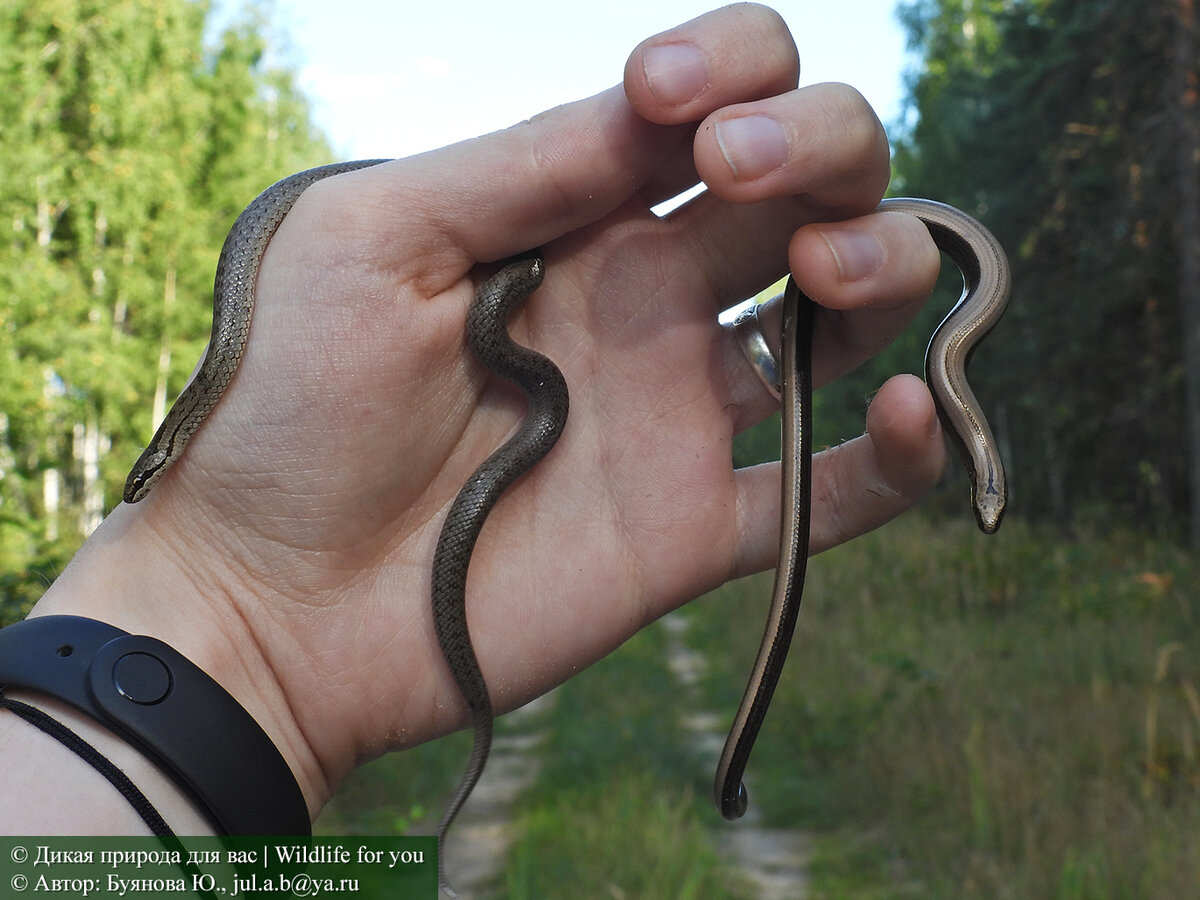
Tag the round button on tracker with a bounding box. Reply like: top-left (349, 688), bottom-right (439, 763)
top-left (112, 652), bottom-right (173, 705)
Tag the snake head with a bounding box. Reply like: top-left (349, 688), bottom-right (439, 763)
top-left (972, 470), bottom-right (1006, 534)
top-left (123, 449), bottom-right (169, 503)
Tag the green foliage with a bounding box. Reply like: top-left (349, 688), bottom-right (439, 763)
top-left (691, 515), bottom-right (1200, 898)
top-left (0, 0), bottom-right (331, 619)
top-left (891, 0), bottom-right (1196, 533)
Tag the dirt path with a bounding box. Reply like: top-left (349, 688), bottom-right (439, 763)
top-left (661, 614), bottom-right (812, 900)
top-left (438, 615), bottom-right (811, 899)
top-left (439, 693), bottom-right (556, 898)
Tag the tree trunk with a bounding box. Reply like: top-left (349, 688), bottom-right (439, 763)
top-left (152, 267), bottom-right (177, 429)
top-left (1176, 0), bottom-right (1200, 549)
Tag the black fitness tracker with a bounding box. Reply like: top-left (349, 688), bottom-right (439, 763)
top-left (0, 615), bottom-right (310, 836)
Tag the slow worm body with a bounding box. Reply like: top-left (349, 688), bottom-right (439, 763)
top-left (715, 279), bottom-right (814, 819)
top-left (716, 197), bottom-right (1011, 820)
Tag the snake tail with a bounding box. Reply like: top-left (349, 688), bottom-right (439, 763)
top-left (714, 279), bottom-right (814, 819)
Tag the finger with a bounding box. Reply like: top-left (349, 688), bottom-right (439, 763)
top-left (297, 6), bottom-right (807, 280)
top-left (656, 82), bottom-right (892, 308)
top-left (693, 81), bottom-right (890, 214)
top-left (731, 374), bottom-right (948, 578)
top-left (440, 2), bottom-right (804, 256)
top-left (719, 210), bottom-right (941, 432)
top-left (797, 211), bottom-right (942, 379)
top-left (627, 5), bottom-right (804, 211)
top-left (297, 89), bottom-right (688, 280)
top-left (623, 4), bottom-right (799, 125)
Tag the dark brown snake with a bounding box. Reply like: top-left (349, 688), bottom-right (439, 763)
top-left (122, 161), bottom-right (565, 898)
top-left (124, 160), bottom-right (1008, 898)
top-left (429, 249), bottom-right (567, 897)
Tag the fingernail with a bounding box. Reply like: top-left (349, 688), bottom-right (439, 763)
top-left (714, 116), bottom-right (790, 181)
top-left (819, 227), bottom-right (887, 282)
top-left (643, 44), bottom-right (709, 106)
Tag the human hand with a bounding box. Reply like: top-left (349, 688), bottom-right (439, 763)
top-left (32, 4), bottom-right (944, 817)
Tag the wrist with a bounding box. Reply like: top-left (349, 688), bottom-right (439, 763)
top-left (25, 502), bottom-right (330, 826)
top-left (0, 690), bottom-right (215, 835)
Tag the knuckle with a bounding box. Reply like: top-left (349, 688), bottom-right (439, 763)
top-left (812, 84), bottom-right (887, 168)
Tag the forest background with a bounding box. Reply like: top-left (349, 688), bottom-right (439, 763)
top-left (1, 0), bottom-right (1197, 602)
top-left (2, 1), bottom-right (1199, 897)
top-left (2, 0), bottom-right (1198, 610)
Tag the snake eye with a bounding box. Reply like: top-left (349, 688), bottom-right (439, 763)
top-left (124, 471), bottom-right (151, 503)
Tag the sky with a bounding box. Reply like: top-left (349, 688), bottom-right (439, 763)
top-left (213, 0), bottom-right (916, 161)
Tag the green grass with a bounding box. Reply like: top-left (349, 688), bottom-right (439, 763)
top-left (500, 621), bottom-right (742, 900)
top-left (504, 778), bottom-right (732, 900)
top-left (315, 732), bottom-right (469, 837)
top-left (322, 514), bottom-right (1200, 898)
top-left (690, 515), bottom-right (1200, 899)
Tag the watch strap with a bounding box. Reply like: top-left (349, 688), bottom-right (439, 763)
top-left (0, 615), bottom-right (310, 836)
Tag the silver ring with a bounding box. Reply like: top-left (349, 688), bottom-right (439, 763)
top-left (722, 295), bottom-right (783, 400)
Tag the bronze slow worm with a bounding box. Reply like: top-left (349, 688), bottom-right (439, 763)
top-left (716, 197), bottom-right (1011, 820)
top-left (716, 277), bottom-right (815, 820)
